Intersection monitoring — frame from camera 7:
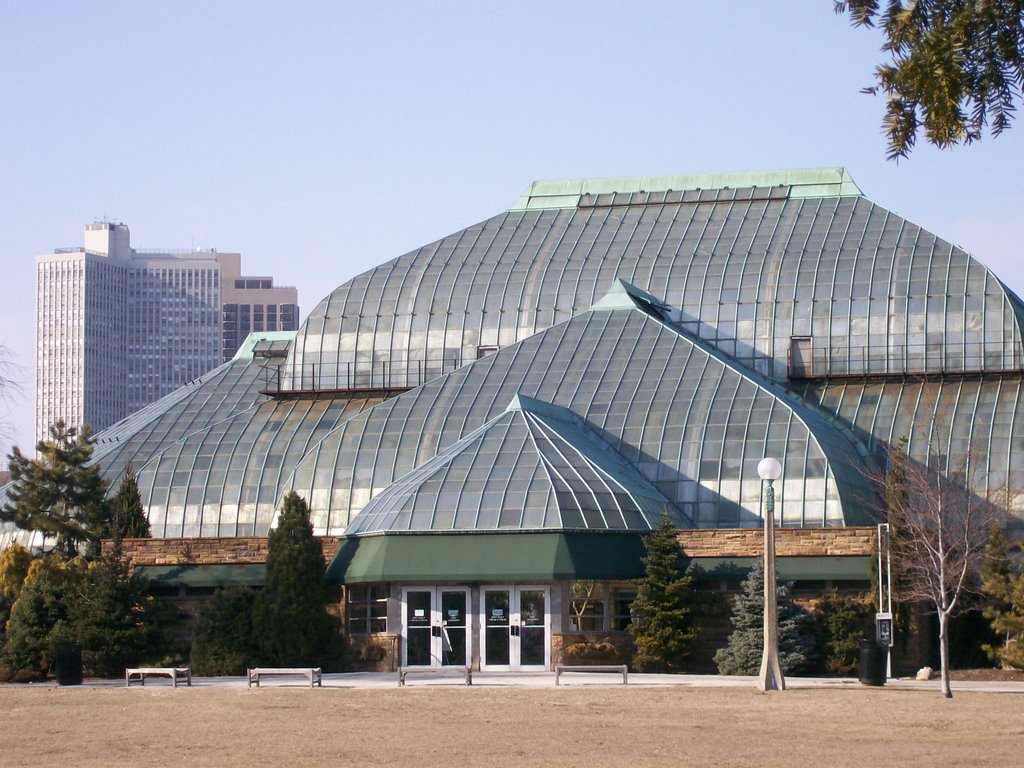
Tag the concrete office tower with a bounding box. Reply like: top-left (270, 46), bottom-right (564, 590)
top-left (218, 254), bottom-right (300, 362)
top-left (34, 223), bottom-right (298, 442)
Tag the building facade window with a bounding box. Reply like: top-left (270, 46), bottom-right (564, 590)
top-left (346, 584), bottom-right (388, 634)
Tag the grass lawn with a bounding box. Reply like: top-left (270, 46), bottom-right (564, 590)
top-left (1, 685), bottom-right (1022, 767)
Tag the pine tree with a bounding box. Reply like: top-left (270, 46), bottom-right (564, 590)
top-left (190, 586), bottom-right (260, 676)
top-left (629, 514), bottom-right (699, 672)
top-left (69, 552), bottom-right (176, 677)
top-left (981, 525), bottom-right (1024, 669)
top-left (105, 463), bottom-right (150, 548)
top-left (252, 492), bottom-right (336, 667)
top-left (0, 544), bottom-right (34, 647)
top-left (0, 557), bottom-right (86, 681)
top-left (1, 421), bottom-right (108, 558)
top-left (715, 560), bottom-right (816, 675)
top-left (814, 590), bottom-right (873, 675)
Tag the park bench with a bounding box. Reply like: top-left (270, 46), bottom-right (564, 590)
top-left (125, 667), bottom-right (192, 687)
top-left (554, 664), bottom-right (628, 686)
top-left (397, 666), bottom-right (472, 686)
top-left (247, 667), bottom-right (322, 688)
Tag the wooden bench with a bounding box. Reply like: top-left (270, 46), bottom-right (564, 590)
top-left (125, 667), bottom-right (192, 687)
top-left (554, 664), bottom-right (628, 686)
top-left (397, 666), bottom-right (472, 686)
top-left (247, 667), bottom-right (322, 688)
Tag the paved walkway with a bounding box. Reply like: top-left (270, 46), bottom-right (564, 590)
top-left (10, 671), bottom-right (1024, 694)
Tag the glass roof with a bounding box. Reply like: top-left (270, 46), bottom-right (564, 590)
top-left (3, 170), bottom-right (1022, 550)
top-left (346, 394), bottom-right (688, 535)
top-left (286, 169), bottom-right (1024, 392)
top-left (286, 285), bottom-right (879, 534)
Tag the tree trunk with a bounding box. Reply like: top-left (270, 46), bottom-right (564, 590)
top-left (938, 611), bottom-right (952, 698)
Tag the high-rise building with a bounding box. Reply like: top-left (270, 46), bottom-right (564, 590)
top-left (34, 222), bottom-right (298, 441)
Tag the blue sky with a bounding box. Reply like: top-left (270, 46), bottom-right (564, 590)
top-left (1, 1), bottom-right (1022, 455)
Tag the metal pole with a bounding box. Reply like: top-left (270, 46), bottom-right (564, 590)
top-left (758, 478), bottom-right (785, 691)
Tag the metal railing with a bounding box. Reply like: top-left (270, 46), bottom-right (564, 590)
top-left (788, 342), bottom-right (1023, 379)
top-left (260, 358), bottom-right (474, 394)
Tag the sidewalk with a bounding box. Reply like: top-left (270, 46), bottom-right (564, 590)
top-left (19, 670), bottom-right (1024, 693)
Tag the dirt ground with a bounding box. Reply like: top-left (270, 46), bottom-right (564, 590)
top-left (1, 685), bottom-right (1022, 768)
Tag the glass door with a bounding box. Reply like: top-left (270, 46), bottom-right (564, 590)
top-left (439, 589), bottom-right (469, 667)
top-left (480, 586), bottom-right (549, 671)
top-left (518, 588), bottom-right (547, 669)
top-left (401, 587), bottom-right (471, 668)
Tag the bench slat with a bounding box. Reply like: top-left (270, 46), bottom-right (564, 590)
top-left (397, 666), bottom-right (472, 686)
top-left (247, 667), bottom-right (322, 688)
top-left (554, 664), bottom-right (628, 685)
top-left (126, 667), bottom-right (191, 688)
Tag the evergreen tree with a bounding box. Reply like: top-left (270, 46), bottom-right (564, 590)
top-left (252, 492), bottom-right (336, 666)
top-left (814, 590), bottom-right (873, 675)
top-left (715, 560), bottom-right (816, 675)
top-left (0, 544), bottom-right (34, 646)
top-left (105, 463), bottom-right (150, 548)
top-left (981, 525), bottom-right (1024, 669)
top-left (1, 421), bottom-right (108, 558)
top-left (69, 552), bottom-right (177, 677)
top-left (190, 587), bottom-right (260, 676)
top-left (629, 514), bottom-right (699, 672)
top-left (0, 557), bottom-right (86, 681)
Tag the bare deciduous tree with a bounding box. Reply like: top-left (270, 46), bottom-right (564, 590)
top-left (0, 344), bottom-right (21, 449)
top-left (885, 440), bottom-right (1004, 698)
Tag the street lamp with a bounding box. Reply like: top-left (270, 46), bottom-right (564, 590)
top-left (757, 456), bottom-right (785, 692)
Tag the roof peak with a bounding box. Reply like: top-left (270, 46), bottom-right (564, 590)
top-left (509, 167), bottom-right (861, 211)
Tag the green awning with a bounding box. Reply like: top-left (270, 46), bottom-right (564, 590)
top-left (136, 564), bottom-right (267, 588)
top-left (327, 532), bottom-right (871, 584)
top-left (685, 556), bottom-right (871, 581)
top-left (327, 532), bottom-right (647, 584)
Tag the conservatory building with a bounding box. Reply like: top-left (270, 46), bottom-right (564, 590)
top-left (4, 167), bottom-right (1023, 671)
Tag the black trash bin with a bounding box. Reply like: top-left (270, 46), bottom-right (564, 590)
top-left (858, 638), bottom-right (887, 686)
top-left (54, 641), bottom-right (83, 686)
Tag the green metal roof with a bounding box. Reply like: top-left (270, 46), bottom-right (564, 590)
top-left (686, 556), bottom-right (871, 581)
top-left (135, 564), bottom-right (267, 588)
top-left (344, 393), bottom-right (688, 535)
top-left (508, 167), bottom-right (862, 211)
top-left (326, 531), bottom-right (870, 584)
top-left (327, 532), bottom-right (648, 583)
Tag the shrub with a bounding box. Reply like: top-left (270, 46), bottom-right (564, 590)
top-left (71, 554), bottom-right (178, 677)
top-left (629, 515), bottom-right (700, 672)
top-left (814, 591), bottom-right (873, 675)
top-left (715, 560), bottom-right (816, 675)
top-left (563, 640), bottom-right (621, 662)
top-left (0, 558), bottom-right (85, 681)
top-left (252, 492), bottom-right (342, 668)
top-left (190, 587), bottom-right (259, 676)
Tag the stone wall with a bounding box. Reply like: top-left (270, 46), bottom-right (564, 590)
top-left (677, 527), bottom-right (874, 558)
top-left (113, 527), bottom-right (875, 567)
top-left (113, 536), bottom-right (343, 565)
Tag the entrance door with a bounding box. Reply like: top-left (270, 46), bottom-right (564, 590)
top-left (480, 586), bottom-right (549, 671)
top-left (400, 587), bottom-right (470, 668)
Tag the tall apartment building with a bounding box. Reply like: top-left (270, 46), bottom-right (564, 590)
top-left (35, 222), bottom-right (298, 442)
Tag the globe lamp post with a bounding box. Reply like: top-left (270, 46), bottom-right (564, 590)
top-left (757, 457), bottom-right (785, 692)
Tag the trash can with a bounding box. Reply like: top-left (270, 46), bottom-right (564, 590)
top-left (54, 641), bottom-right (83, 686)
top-left (858, 638), bottom-right (887, 686)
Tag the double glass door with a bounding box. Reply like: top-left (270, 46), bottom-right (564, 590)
top-left (481, 586), bottom-right (549, 671)
top-left (401, 587), bottom-right (470, 668)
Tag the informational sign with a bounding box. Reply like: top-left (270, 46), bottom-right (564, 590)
top-left (876, 612), bottom-right (894, 647)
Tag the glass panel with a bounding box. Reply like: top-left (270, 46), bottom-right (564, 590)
top-left (440, 590), bottom-right (467, 667)
top-left (485, 590), bottom-right (510, 666)
top-left (519, 589), bottom-right (545, 667)
top-left (405, 591), bottom-right (432, 666)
